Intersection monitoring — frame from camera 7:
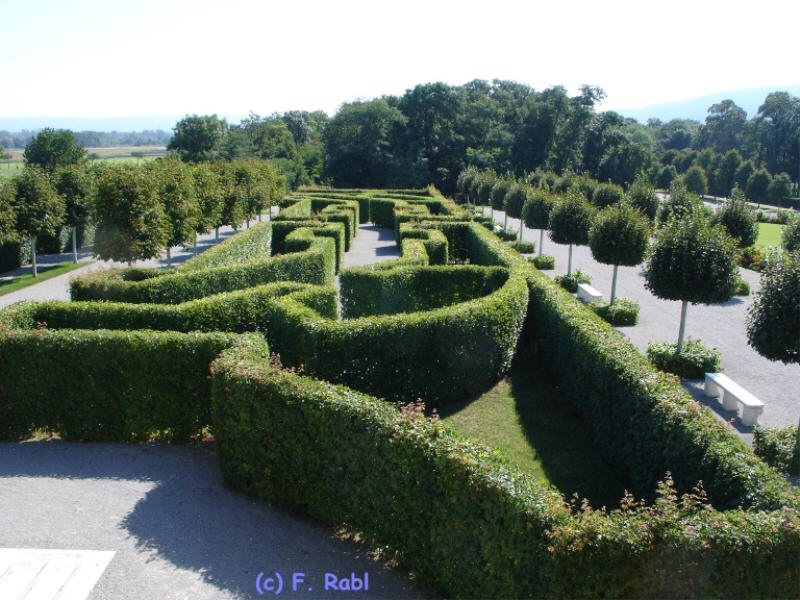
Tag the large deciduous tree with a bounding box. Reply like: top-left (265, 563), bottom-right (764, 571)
top-left (549, 190), bottom-right (594, 275)
top-left (92, 165), bottom-right (169, 264)
top-left (13, 166), bottom-right (65, 276)
top-left (23, 128), bottom-right (86, 172)
top-left (746, 169), bottom-right (772, 207)
top-left (644, 212), bottom-right (738, 351)
top-left (589, 202), bottom-right (650, 304)
top-left (167, 114), bottom-right (228, 163)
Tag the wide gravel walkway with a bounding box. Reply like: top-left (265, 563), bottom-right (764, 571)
top-left (487, 207), bottom-right (800, 438)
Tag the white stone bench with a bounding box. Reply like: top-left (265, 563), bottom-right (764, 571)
top-left (577, 283), bottom-right (602, 304)
top-left (704, 372), bottom-right (764, 426)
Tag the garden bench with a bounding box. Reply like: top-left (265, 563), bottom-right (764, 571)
top-left (576, 283), bottom-right (602, 304)
top-left (703, 372), bottom-right (764, 426)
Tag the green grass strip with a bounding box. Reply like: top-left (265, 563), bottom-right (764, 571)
top-left (0, 262), bottom-right (90, 296)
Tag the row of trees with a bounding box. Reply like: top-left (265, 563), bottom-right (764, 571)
top-left (0, 129), bottom-right (172, 150)
top-left (0, 129), bottom-right (284, 273)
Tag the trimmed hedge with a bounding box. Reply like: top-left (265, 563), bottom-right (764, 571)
top-left (70, 235), bottom-right (336, 303)
top-left (211, 338), bottom-right (800, 599)
top-left (524, 266), bottom-right (796, 510)
top-left (591, 298), bottom-right (640, 326)
top-left (0, 327), bottom-right (259, 441)
top-left (270, 220), bottom-right (345, 272)
top-left (395, 225), bottom-right (448, 265)
top-left (647, 339), bottom-right (722, 379)
top-left (339, 265), bottom-right (508, 318)
top-left (1, 283), bottom-right (337, 334)
top-left (178, 221), bottom-right (272, 272)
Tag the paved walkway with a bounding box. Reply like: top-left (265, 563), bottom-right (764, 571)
top-left (487, 207), bottom-right (800, 437)
top-left (0, 219), bottom-right (426, 600)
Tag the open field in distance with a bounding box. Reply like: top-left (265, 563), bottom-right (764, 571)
top-left (0, 146), bottom-right (167, 178)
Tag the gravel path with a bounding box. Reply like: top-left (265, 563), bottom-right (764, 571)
top-left (487, 207), bottom-right (800, 439)
top-left (0, 218), bottom-right (427, 600)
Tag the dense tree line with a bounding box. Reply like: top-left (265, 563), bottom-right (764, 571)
top-left (0, 129), bottom-right (284, 272)
top-left (0, 129), bottom-right (172, 149)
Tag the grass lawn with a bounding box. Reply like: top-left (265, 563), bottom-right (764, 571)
top-left (439, 350), bottom-right (627, 509)
top-left (756, 222), bottom-right (785, 247)
top-left (0, 261), bottom-right (89, 296)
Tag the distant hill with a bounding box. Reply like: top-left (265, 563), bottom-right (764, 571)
top-left (613, 85), bottom-right (800, 123)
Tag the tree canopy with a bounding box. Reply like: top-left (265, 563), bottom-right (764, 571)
top-left (23, 128), bottom-right (86, 172)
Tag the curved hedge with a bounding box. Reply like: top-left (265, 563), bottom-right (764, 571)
top-left (211, 337), bottom-right (800, 599)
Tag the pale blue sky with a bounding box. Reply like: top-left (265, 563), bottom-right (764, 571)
top-left (1, 0), bottom-right (798, 119)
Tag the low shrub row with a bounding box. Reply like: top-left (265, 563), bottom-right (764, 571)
top-left (753, 425), bottom-right (800, 476)
top-left (178, 221), bottom-right (272, 272)
top-left (554, 269), bottom-right (592, 293)
top-left (591, 298), bottom-right (640, 325)
top-left (211, 338), bottom-right (800, 599)
top-left (0, 327), bottom-right (259, 441)
top-left (647, 339), bottom-right (722, 379)
top-left (530, 254), bottom-right (555, 270)
top-left (396, 224), bottom-right (448, 265)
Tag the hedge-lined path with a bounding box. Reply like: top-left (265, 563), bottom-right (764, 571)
top-left (0, 442), bottom-right (425, 600)
top-left (342, 224), bottom-right (401, 269)
top-left (485, 207), bottom-right (800, 439)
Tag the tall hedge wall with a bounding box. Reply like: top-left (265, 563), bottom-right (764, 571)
top-left (211, 338), bottom-right (800, 599)
top-left (178, 221), bottom-right (272, 272)
top-left (0, 328), bottom-right (258, 441)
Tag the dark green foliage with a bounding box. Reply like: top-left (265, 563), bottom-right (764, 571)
top-left (496, 228), bottom-right (518, 242)
top-left (167, 114), bottom-right (228, 162)
top-left (591, 183), bottom-right (624, 208)
top-left (767, 172), bottom-right (793, 207)
top-left (591, 298), bottom-right (639, 325)
top-left (503, 183), bottom-right (528, 219)
top-left (522, 188), bottom-right (554, 230)
top-left (339, 265), bottom-right (508, 318)
top-left (555, 269), bottom-right (591, 293)
top-left (511, 240), bottom-right (535, 253)
top-left (683, 165), bottom-right (708, 196)
top-left (548, 191), bottom-right (594, 246)
top-left (646, 339), bottom-right (722, 378)
top-left (627, 173), bottom-right (659, 221)
top-left (747, 250), bottom-right (800, 364)
top-left (490, 177), bottom-right (512, 211)
top-left (12, 166), bottom-right (65, 240)
top-left (746, 169), bottom-right (772, 206)
top-left (0, 327), bottom-right (248, 441)
top-left (590, 202), bottom-right (650, 267)
top-left (23, 128), bottom-right (86, 172)
top-left (753, 426), bottom-right (800, 476)
top-left (658, 180), bottom-right (702, 223)
top-left (530, 254), bottom-right (554, 270)
top-left (782, 216), bottom-right (800, 252)
top-left (712, 190), bottom-right (758, 248)
top-left (644, 212), bottom-right (738, 304)
top-left (656, 164), bottom-right (677, 189)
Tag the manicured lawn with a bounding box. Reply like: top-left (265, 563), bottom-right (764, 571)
top-left (440, 351), bottom-right (627, 509)
top-left (0, 262), bottom-right (89, 296)
top-left (756, 222), bottom-right (785, 247)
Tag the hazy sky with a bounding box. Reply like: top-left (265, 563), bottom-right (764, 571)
top-left (2, 0), bottom-right (798, 119)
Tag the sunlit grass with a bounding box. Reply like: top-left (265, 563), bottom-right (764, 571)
top-left (0, 262), bottom-right (89, 296)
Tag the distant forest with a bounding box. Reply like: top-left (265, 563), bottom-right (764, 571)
top-left (0, 129), bottom-right (171, 149)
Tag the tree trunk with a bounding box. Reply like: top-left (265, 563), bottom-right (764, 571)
top-left (504, 212), bottom-right (508, 231)
top-left (490, 206), bottom-right (494, 222)
top-left (791, 413), bottom-right (800, 476)
top-left (677, 300), bottom-right (688, 352)
top-left (215, 227), bottom-right (220, 241)
top-left (539, 229), bottom-right (544, 257)
top-left (31, 236), bottom-right (37, 278)
top-left (258, 212), bottom-right (262, 222)
top-left (246, 219), bottom-right (250, 229)
top-left (193, 232), bottom-right (198, 256)
top-left (610, 264), bottom-right (619, 305)
top-left (518, 223), bottom-right (523, 242)
top-left (71, 226), bottom-right (78, 264)
top-left (166, 247), bottom-right (171, 268)
top-left (567, 244), bottom-right (573, 276)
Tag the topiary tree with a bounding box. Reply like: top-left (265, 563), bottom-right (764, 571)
top-left (490, 176), bottom-right (513, 229)
top-left (658, 180), bottom-right (703, 224)
top-left (192, 162), bottom-right (223, 244)
top-left (473, 170), bottom-right (496, 215)
top-left (457, 167), bottom-right (478, 205)
top-left (735, 160), bottom-right (756, 191)
top-left (746, 169), bottom-right (772, 207)
top-left (591, 182), bottom-right (624, 208)
top-left (746, 250), bottom-right (800, 472)
top-left (589, 202), bottom-right (650, 304)
top-left (644, 212), bottom-right (738, 351)
top-left (549, 190), bottom-right (595, 275)
top-left (148, 157), bottom-right (199, 266)
top-left (92, 164), bottom-right (169, 264)
top-left (54, 164), bottom-right (91, 263)
top-left (783, 215), bottom-right (800, 252)
top-left (628, 172), bottom-right (659, 222)
top-left (12, 166), bottom-right (65, 277)
top-left (0, 180), bottom-right (17, 243)
top-left (711, 189), bottom-right (758, 248)
top-left (683, 165), bottom-right (708, 196)
top-left (503, 183), bottom-right (529, 241)
top-left (522, 188), bottom-right (554, 257)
